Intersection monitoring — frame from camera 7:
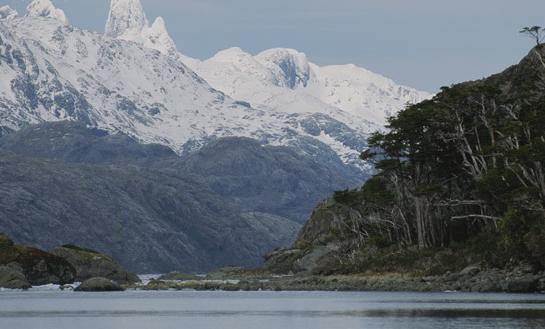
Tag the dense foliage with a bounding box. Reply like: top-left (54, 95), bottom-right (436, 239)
top-left (338, 45), bottom-right (545, 269)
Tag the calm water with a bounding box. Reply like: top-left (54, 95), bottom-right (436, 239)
top-left (0, 290), bottom-right (545, 329)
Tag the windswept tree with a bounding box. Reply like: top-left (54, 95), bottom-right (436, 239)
top-left (520, 26), bottom-right (545, 46)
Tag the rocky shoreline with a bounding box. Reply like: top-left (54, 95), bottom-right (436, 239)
top-left (134, 265), bottom-right (545, 293)
top-left (3, 232), bottom-right (544, 294)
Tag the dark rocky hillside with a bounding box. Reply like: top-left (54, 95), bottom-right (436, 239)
top-left (0, 122), bottom-right (363, 273)
top-left (0, 122), bottom-right (176, 165)
top-left (175, 137), bottom-right (363, 223)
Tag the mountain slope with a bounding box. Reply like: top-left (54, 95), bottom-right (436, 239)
top-left (175, 137), bottom-right (363, 223)
top-left (0, 122), bottom-right (305, 273)
top-left (0, 153), bottom-right (300, 273)
top-left (0, 121), bottom-right (368, 272)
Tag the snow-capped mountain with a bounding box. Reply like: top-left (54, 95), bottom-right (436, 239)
top-left (0, 0), bottom-right (429, 169)
top-left (104, 0), bottom-right (429, 133)
top-left (188, 47), bottom-right (429, 131)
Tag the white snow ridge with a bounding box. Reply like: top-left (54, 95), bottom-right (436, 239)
top-left (0, 0), bottom-right (431, 172)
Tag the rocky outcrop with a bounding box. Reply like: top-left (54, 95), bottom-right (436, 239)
top-left (51, 245), bottom-right (139, 284)
top-left (7, 247), bottom-right (75, 285)
top-left (0, 264), bottom-right (31, 289)
top-left (265, 198), bottom-right (353, 274)
top-left (75, 277), bottom-right (124, 292)
top-left (0, 234), bottom-right (75, 286)
top-left (0, 233), bottom-right (137, 289)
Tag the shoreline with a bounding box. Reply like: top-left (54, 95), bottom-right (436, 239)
top-left (3, 273), bottom-right (545, 294)
top-left (136, 268), bottom-right (545, 294)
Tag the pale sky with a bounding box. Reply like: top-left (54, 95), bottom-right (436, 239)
top-left (4, 0), bottom-right (545, 92)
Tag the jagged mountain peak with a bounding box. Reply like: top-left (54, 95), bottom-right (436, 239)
top-left (150, 16), bottom-right (166, 31)
top-left (143, 16), bottom-right (177, 55)
top-left (0, 5), bottom-right (18, 20)
top-left (105, 0), bottom-right (177, 56)
top-left (105, 0), bottom-right (148, 39)
top-left (26, 0), bottom-right (68, 25)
